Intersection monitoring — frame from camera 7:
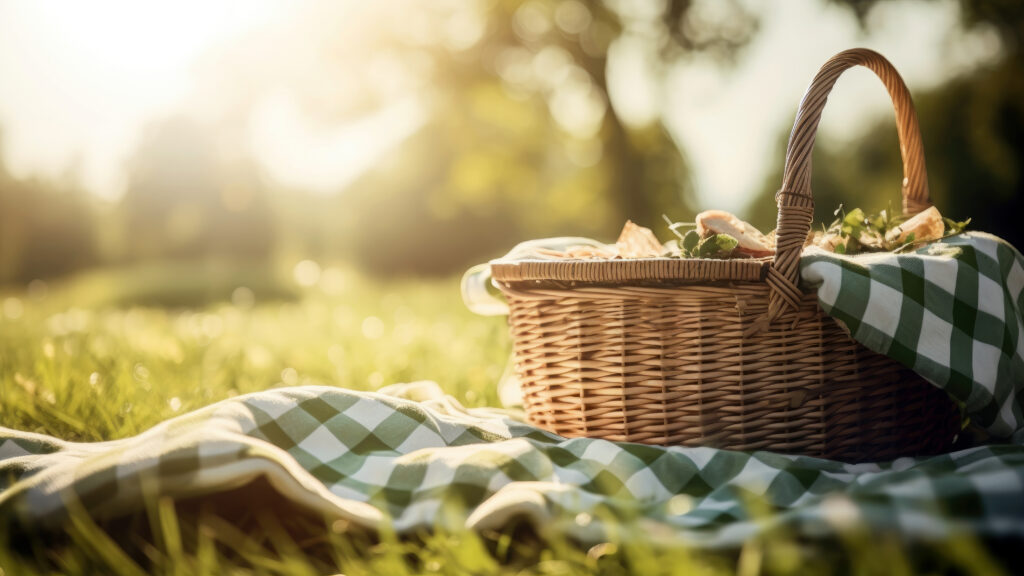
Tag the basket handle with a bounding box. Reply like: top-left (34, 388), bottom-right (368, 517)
top-left (767, 48), bottom-right (931, 321)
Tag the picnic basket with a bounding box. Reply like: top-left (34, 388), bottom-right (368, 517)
top-left (489, 48), bottom-right (961, 462)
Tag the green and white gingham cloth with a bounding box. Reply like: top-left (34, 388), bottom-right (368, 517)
top-left (0, 232), bottom-right (1022, 547)
top-left (802, 232), bottom-right (1024, 443)
top-left (2, 383), bottom-right (1024, 547)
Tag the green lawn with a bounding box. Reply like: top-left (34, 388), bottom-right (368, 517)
top-left (0, 262), bottom-right (508, 443)
top-left (0, 263), bottom-right (1009, 575)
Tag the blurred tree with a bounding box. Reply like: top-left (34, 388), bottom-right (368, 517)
top-left (0, 135), bottom-right (99, 283)
top-left (120, 117), bottom-right (275, 263)
top-left (334, 0), bottom-right (759, 274)
top-left (750, 0), bottom-right (1024, 250)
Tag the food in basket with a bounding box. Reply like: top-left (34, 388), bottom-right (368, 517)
top-left (535, 214), bottom-right (778, 261)
top-left (539, 205), bottom-right (968, 262)
top-left (884, 205), bottom-right (944, 244)
top-left (615, 220), bottom-right (665, 258)
top-left (809, 204), bottom-right (969, 255)
top-left (695, 210), bottom-right (776, 257)
top-left (534, 221), bottom-right (667, 260)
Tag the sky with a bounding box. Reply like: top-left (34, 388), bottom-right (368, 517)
top-left (0, 0), bottom-right (1002, 214)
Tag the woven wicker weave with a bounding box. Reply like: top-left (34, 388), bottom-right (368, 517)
top-left (491, 49), bottom-right (960, 462)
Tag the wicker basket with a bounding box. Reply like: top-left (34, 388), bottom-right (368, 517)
top-left (490, 48), bottom-right (960, 462)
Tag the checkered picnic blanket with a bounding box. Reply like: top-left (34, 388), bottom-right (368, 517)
top-left (1, 383), bottom-right (1023, 548)
top-left (802, 232), bottom-right (1024, 442)
top-left (0, 233), bottom-right (1022, 547)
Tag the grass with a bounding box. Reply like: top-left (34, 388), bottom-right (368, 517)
top-left (0, 260), bottom-right (507, 442)
top-left (0, 261), bottom-right (1012, 574)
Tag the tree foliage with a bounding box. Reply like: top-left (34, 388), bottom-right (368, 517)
top-left (337, 0), bottom-right (758, 275)
top-left (0, 138), bottom-right (98, 284)
top-left (4, 0), bottom-right (1022, 282)
top-left (120, 117), bottom-right (275, 263)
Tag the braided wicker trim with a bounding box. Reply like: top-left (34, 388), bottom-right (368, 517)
top-left (490, 257), bottom-right (770, 286)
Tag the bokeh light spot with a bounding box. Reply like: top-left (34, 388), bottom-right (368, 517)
top-left (368, 371), bottom-right (385, 387)
top-left (231, 286), bottom-right (256, 309)
top-left (361, 316), bottom-right (385, 340)
top-left (281, 367), bottom-right (299, 386)
top-left (320, 267), bottom-right (346, 295)
top-left (27, 280), bottom-right (48, 301)
top-left (293, 260), bottom-right (322, 287)
top-left (2, 298), bottom-right (23, 320)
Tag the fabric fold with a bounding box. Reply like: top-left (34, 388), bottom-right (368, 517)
top-left (2, 383), bottom-right (1023, 548)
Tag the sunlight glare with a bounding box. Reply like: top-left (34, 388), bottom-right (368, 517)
top-left (250, 91), bottom-right (427, 195)
top-left (0, 0), bottom-right (285, 198)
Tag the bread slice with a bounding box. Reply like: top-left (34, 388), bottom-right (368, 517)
top-left (615, 220), bottom-right (665, 258)
top-left (885, 205), bottom-right (945, 245)
top-left (695, 210), bottom-right (775, 257)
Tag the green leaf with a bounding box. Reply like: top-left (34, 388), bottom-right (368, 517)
top-left (713, 233), bottom-right (738, 252)
top-left (696, 237), bottom-right (714, 258)
top-left (869, 212), bottom-right (886, 232)
top-left (842, 208), bottom-right (866, 228)
top-left (943, 217), bottom-right (971, 234)
top-left (834, 242), bottom-right (846, 255)
top-left (697, 234), bottom-right (738, 258)
top-left (682, 230), bottom-right (700, 256)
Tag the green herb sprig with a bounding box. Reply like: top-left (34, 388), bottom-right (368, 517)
top-left (823, 204), bottom-right (970, 255)
top-left (662, 215), bottom-right (739, 259)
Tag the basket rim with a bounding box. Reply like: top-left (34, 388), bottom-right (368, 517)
top-left (490, 256), bottom-right (771, 286)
